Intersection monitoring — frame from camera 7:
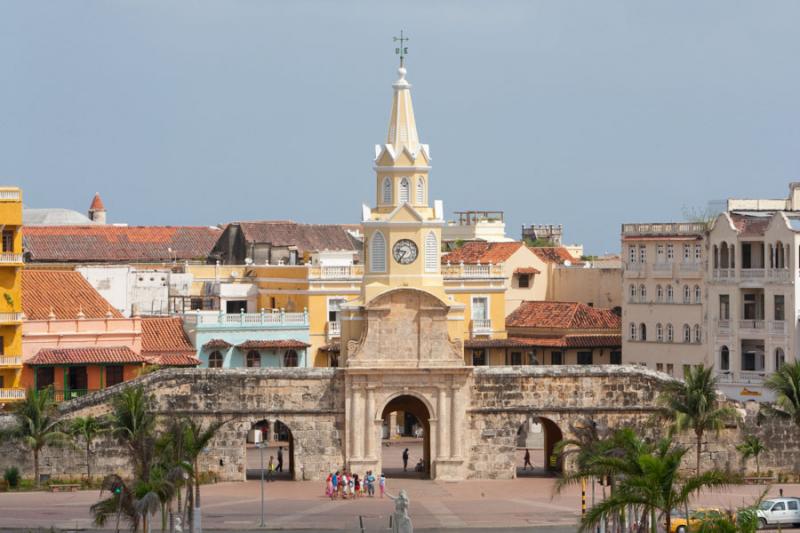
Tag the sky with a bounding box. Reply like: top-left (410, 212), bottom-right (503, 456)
top-left (2, 1), bottom-right (800, 254)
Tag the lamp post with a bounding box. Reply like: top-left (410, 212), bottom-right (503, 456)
top-left (257, 441), bottom-right (266, 528)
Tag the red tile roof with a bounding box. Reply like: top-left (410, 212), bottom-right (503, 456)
top-left (234, 221), bottom-right (362, 253)
top-left (529, 247), bottom-right (577, 264)
top-left (441, 241), bottom-right (524, 264)
top-left (141, 317), bottom-right (198, 366)
top-left (730, 213), bottom-right (771, 236)
top-left (506, 301), bottom-right (621, 330)
top-left (23, 225), bottom-right (222, 263)
top-left (202, 339), bottom-right (232, 349)
top-left (89, 193), bottom-right (105, 211)
top-left (236, 339), bottom-right (311, 350)
top-left (514, 267), bottom-right (541, 275)
top-left (28, 346), bottom-right (148, 365)
top-left (465, 335), bottom-right (621, 349)
top-left (22, 270), bottom-right (122, 320)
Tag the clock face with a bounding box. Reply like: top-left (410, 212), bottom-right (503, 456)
top-left (392, 239), bottom-right (418, 264)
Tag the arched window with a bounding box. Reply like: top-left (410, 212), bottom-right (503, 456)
top-left (720, 346), bottom-right (730, 371)
top-left (283, 350), bottom-right (298, 367)
top-left (208, 351), bottom-right (223, 368)
top-left (629, 322), bottom-right (637, 341)
top-left (370, 231), bottom-right (386, 273)
top-left (399, 177), bottom-right (410, 203)
top-left (666, 285), bottom-right (674, 303)
top-left (656, 323), bottom-right (663, 342)
top-left (629, 284), bottom-right (636, 303)
top-left (639, 284), bottom-right (646, 302)
top-left (656, 285), bottom-right (663, 302)
top-left (683, 285), bottom-right (690, 304)
top-left (776, 348), bottom-right (786, 369)
top-left (666, 323), bottom-right (674, 342)
top-left (720, 242), bottom-right (729, 269)
top-left (682, 324), bottom-right (691, 343)
top-left (694, 285), bottom-right (701, 304)
top-left (246, 350), bottom-right (261, 368)
top-left (639, 323), bottom-right (647, 341)
top-left (382, 177), bottom-right (392, 204)
top-left (424, 231), bottom-right (438, 272)
top-left (416, 177), bottom-right (425, 204)
top-left (693, 324), bottom-right (701, 343)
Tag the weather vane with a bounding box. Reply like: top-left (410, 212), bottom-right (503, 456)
top-left (394, 30), bottom-right (409, 67)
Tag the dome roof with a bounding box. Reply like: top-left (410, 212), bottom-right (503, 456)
top-left (23, 208), bottom-right (95, 226)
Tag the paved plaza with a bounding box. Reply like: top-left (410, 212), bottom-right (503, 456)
top-left (0, 476), bottom-right (796, 531)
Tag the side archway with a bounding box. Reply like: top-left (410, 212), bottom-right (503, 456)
top-left (380, 393), bottom-right (432, 479)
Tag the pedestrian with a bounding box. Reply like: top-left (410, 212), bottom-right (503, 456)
top-left (277, 446), bottom-right (284, 472)
top-left (402, 448), bottom-right (409, 471)
top-left (348, 473), bottom-right (355, 498)
top-left (341, 472), bottom-right (349, 499)
top-left (325, 473), bottom-right (333, 497)
top-left (267, 456), bottom-right (275, 482)
top-left (379, 472), bottom-right (386, 498)
top-left (523, 448), bottom-right (533, 470)
top-left (353, 474), bottom-right (360, 499)
top-left (331, 471), bottom-right (339, 500)
top-left (366, 470), bottom-right (376, 497)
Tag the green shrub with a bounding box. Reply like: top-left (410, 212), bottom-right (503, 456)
top-left (3, 467), bottom-right (20, 488)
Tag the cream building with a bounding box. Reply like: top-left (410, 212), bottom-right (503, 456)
top-left (621, 222), bottom-right (708, 378)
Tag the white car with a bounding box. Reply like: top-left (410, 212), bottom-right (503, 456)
top-left (757, 498), bottom-right (800, 529)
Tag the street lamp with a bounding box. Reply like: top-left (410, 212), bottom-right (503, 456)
top-left (256, 441), bottom-right (266, 527)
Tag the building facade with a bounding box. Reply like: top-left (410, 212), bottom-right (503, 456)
top-left (0, 188), bottom-right (24, 404)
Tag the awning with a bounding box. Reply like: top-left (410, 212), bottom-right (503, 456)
top-left (235, 339), bottom-right (311, 350)
top-left (514, 267), bottom-right (541, 275)
top-left (202, 339), bottom-right (232, 349)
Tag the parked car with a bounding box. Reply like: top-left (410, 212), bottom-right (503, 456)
top-left (757, 498), bottom-right (800, 529)
top-left (669, 508), bottom-right (728, 533)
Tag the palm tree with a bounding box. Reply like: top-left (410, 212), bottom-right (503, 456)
top-left (736, 435), bottom-right (766, 478)
top-left (659, 364), bottom-right (738, 475)
top-left (91, 470), bottom-right (175, 533)
top-left (181, 417), bottom-right (227, 531)
top-left (70, 415), bottom-right (110, 482)
top-left (109, 386), bottom-right (156, 480)
top-left (764, 360), bottom-right (800, 426)
top-left (578, 433), bottom-right (730, 533)
top-left (1, 387), bottom-right (71, 487)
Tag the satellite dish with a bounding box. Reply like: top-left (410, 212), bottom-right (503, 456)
top-left (563, 260), bottom-right (572, 267)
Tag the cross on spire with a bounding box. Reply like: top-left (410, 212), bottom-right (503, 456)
top-left (394, 30), bottom-right (409, 67)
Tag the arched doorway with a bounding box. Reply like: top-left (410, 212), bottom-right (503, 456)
top-left (516, 416), bottom-right (563, 477)
top-left (245, 419), bottom-right (294, 480)
top-left (380, 395), bottom-right (431, 479)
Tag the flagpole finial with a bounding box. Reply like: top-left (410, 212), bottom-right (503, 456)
top-left (393, 30), bottom-right (409, 68)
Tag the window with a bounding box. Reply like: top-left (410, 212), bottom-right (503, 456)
top-left (775, 348), bottom-right (786, 369)
top-left (382, 177), bottom-right (392, 204)
top-left (683, 324), bottom-right (691, 343)
top-left (36, 367), bottom-right (55, 390)
top-left (775, 295), bottom-right (785, 321)
top-left (656, 323), bottom-right (663, 342)
top-left (629, 284), bottom-right (636, 303)
top-left (719, 295), bottom-right (730, 320)
top-left (370, 231), bottom-right (386, 273)
top-left (666, 323), bottom-right (674, 342)
top-left (629, 322), bottom-right (637, 341)
top-left (577, 351), bottom-right (593, 365)
top-left (694, 244), bottom-right (702, 261)
top-left (683, 285), bottom-right (691, 304)
top-left (639, 323), bottom-right (647, 341)
top-left (518, 274), bottom-right (530, 288)
top-left (399, 177), bottom-right (410, 203)
top-left (528, 350), bottom-right (539, 365)
top-left (551, 351), bottom-right (563, 365)
top-left (639, 284), bottom-right (646, 302)
top-left (683, 364), bottom-right (691, 377)
top-left (471, 297), bottom-right (489, 321)
top-left (720, 346), bottom-right (730, 371)
top-left (424, 231), bottom-right (438, 273)
top-left (656, 363), bottom-right (664, 372)
top-left (787, 500), bottom-right (798, 511)
top-left (667, 364), bottom-right (675, 376)
top-left (510, 351), bottom-right (523, 365)
top-left (328, 297), bottom-right (346, 323)
top-left (694, 285), bottom-right (701, 304)
top-left (656, 285), bottom-right (663, 302)
top-left (639, 245), bottom-right (647, 264)
top-left (416, 177), bottom-right (424, 204)
top-left (0, 339), bottom-right (3, 355)
top-left (666, 285), bottom-right (674, 303)
top-left (472, 349), bottom-right (486, 366)
top-left (610, 351), bottom-right (622, 365)
top-left (1, 230), bottom-right (13, 253)
top-left (683, 244), bottom-right (690, 260)
top-left (693, 324), bottom-right (702, 343)
top-left (208, 351), bottom-right (223, 368)
top-left (246, 350), bottom-right (261, 368)
top-left (772, 502), bottom-right (785, 511)
top-left (666, 244), bottom-right (674, 261)
top-left (105, 365), bottom-right (124, 387)
top-left (656, 244), bottom-right (665, 261)
top-left (628, 246), bottom-right (637, 264)
top-left (283, 350), bottom-right (298, 367)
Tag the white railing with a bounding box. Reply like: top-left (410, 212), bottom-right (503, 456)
top-left (0, 190), bottom-right (21, 201)
top-left (0, 356), bottom-right (21, 366)
top-left (326, 321), bottom-right (341, 340)
top-left (183, 310), bottom-right (308, 327)
top-left (0, 313), bottom-right (22, 322)
top-left (679, 262), bottom-right (702, 274)
top-left (442, 262), bottom-right (504, 279)
top-left (625, 262), bottom-right (645, 272)
top-left (308, 265), bottom-right (364, 280)
top-left (471, 319), bottom-right (492, 335)
top-left (739, 319), bottom-right (765, 330)
top-left (740, 268), bottom-right (765, 280)
top-left (0, 388), bottom-right (25, 400)
top-left (621, 222), bottom-right (707, 235)
top-left (0, 253), bottom-right (22, 264)
top-left (739, 370), bottom-right (766, 384)
top-left (712, 269), bottom-right (735, 281)
top-left (768, 320), bottom-right (786, 335)
top-left (767, 269), bottom-right (790, 283)
top-left (653, 262), bottom-right (673, 272)
top-left (716, 372), bottom-right (734, 384)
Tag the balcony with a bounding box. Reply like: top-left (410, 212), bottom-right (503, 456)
top-left (712, 269), bottom-right (735, 282)
top-left (740, 268), bottom-right (765, 281)
top-left (621, 222), bottom-right (708, 235)
top-left (0, 190), bottom-right (21, 201)
top-left (471, 319), bottom-right (492, 336)
top-left (0, 388), bottom-right (25, 401)
top-left (326, 321), bottom-right (341, 340)
top-left (623, 262), bottom-right (646, 278)
top-left (739, 370), bottom-right (766, 385)
top-left (183, 310), bottom-right (309, 328)
top-left (442, 262), bottom-right (504, 279)
top-left (0, 312), bottom-right (22, 324)
top-left (768, 320), bottom-right (787, 336)
top-left (767, 269), bottom-right (791, 283)
top-left (739, 319), bottom-right (765, 331)
top-left (679, 262), bottom-right (703, 277)
top-left (0, 253), bottom-right (22, 265)
top-left (0, 356), bottom-right (21, 367)
top-left (716, 372), bottom-right (734, 384)
top-left (652, 263), bottom-right (673, 278)
top-left (308, 265), bottom-right (364, 280)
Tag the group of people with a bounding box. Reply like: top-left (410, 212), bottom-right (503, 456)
top-left (326, 470), bottom-right (385, 500)
top-left (262, 446), bottom-right (285, 481)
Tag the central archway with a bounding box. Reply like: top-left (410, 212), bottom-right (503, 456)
top-left (515, 416), bottom-right (563, 477)
top-left (380, 394), bottom-right (431, 479)
top-left (245, 419), bottom-right (295, 480)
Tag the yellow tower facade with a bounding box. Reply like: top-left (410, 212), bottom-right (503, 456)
top-left (0, 187), bottom-right (25, 403)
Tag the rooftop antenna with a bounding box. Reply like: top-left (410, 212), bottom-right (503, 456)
top-left (394, 30), bottom-right (409, 67)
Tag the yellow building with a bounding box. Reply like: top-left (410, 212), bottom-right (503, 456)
top-left (0, 187), bottom-right (25, 403)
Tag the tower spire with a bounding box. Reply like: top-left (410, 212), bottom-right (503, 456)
top-left (386, 31), bottom-right (420, 153)
top-left (394, 30), bottom-right (409, 68)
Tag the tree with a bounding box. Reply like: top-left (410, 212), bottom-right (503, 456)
top-left (109, 386), bottom-right (156, 480)
top-left (2, 388), bottom-right (71, 487)
top-left (181, 417), bottom-right (227, 531)
top-left (70, 415), bottom-right (110, 482)
top-left (659, 364), bottom-right (738, 475)
top-left (764, 360), bottom-right (800, 426)
top-left (736, 435), bottom-right (766, 478)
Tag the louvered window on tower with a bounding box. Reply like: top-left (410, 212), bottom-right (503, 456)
top-left (383, 178), bottom-right (392, 204)
top-left (425, 231), bottom-right (438, 272)
top-left (416, 177), bottom-right (424, 204)
top-left (399, 178), bottom-right (410, 203)
top-left (371, 231), bottom-right (386, 273)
